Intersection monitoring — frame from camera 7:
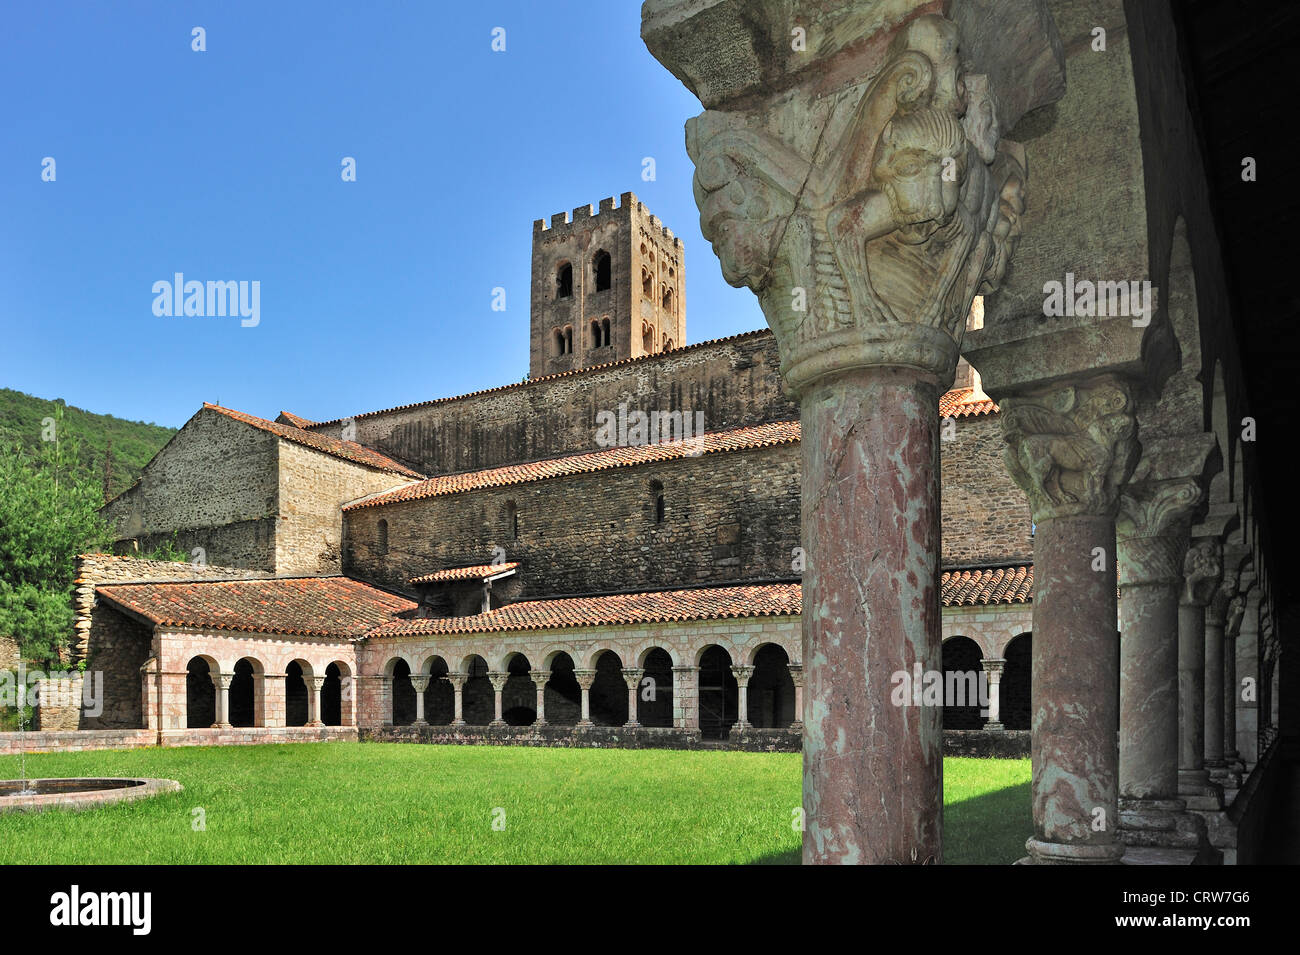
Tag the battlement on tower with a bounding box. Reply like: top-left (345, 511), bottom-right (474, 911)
top-left (533, 192), bottom-right (683, 248)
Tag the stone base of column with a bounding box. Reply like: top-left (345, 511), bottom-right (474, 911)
top-left (212, 722), bottom-right (231, 729)
top-left (623, 721), bottom-right (641, 729)
top-left (489, 719), bottom-right (506, 727)
top-left (577, 719), bottom-right (593, 728)
top-left (308, 720), bottom-right (325, 727)
top-left (1177, 771), bottom-right (1224, 810)
top-left (533, 719), bottom-right (547, 727)
top-left (1021, 838), bottom-right (1126, 865)
top-left (1117, 798), bottom-right (1204, 850)
top-left (451, 719), bottom-right (466, 727)
top-left (1188, 807), bottom-right (1239, 856)
top-left (788, 721), bottom-right (803, 732)
top-left (728, 721), bottom-right (752, 738)
top-left (983, 721), bottom-right (1005, 733)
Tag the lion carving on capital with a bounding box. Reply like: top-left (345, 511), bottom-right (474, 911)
top-left (686, 13), bottom-right (1027, 351)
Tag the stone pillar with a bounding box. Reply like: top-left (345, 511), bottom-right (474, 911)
top-left (448, 673), bottom-right (467, 727)
top-left (1222, 592), bottom-right (1247, 784)
top-left (787, 663), bottom-right (804, 732)
top-left (1204, 575), bottom-right (1236, 783)
top-left (1236, 591), bottom-right (1261, 770)
top-left (575, 669), bottom-right (595, 727)
top-left (673, 665), bottom-right (698, 730)
top-left (214, 673), bottom-right (233, 729)
top-left (622, 667), bottom-right (644, 728)
top-left (999, 375), bottom-right (1139, 864)
top-left (307, 675), bottom-right (326, 727)
top-left (1178, 539), bottom-right (1223, 810)
top-left (262, 673), bottom-right (286, 728)
top-left (643, 0), bottom-right (1062, 866)
top-left (533, 669), bottom-right (548, 726)
top-left (409, 674), bottom-right (431, 726)
top-left (980, 659), bottom-right (1005, 731)
top-left (730, 665), bottom-right (753, 733)
top-left (380, 675), bottom-right (394, 725)
top-left (1114, 476), bottom-right (1203, 847)
top-left (487, 672), bottom-right (508, 727)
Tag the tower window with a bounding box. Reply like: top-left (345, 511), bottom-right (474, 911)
top-left (591, 320), bottom-right (602, 349)
top-left (565, 325), bottom-right (573, 355)
top-left (662, 287), bottom-right (674, 313)
top-left (376, 519), bottom-right (389, 557)
top-left (602, 318), bottom-right (611, 348)
top-left (593, 250), bottom-right (611, 292)
top-left (506, 501), bottom-right (518, 539)
top-left (554, 329), bottom-right (566, 356)
top-left (650, 481), bottom-right (665, 524)
top-left (642, 268), bottom-right (653, 299)
top-left (557, 263), bottom-right (573, 298)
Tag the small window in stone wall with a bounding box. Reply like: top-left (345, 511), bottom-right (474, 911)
top-left (377, 519), bottom-right (389, 557)
top-left (506, 500), bottom-right (519, 539)
top-left (602, 318), bottom-right (611, 347)
top-left (593, 250), bottom-right (611, 291)
top-left (557, 262), bottom-right (573, 298)
top-left (650, 480), bottom-right (664, 524)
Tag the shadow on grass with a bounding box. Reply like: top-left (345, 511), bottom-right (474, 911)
top-left (745, 779), bottom-right (1032, 865)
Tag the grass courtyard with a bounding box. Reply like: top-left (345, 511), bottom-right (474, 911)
top-left (0, 743), bottom-right (1031, 864)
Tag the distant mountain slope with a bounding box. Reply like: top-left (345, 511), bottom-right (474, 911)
top-left (0, 388), bottom-right (176, 499)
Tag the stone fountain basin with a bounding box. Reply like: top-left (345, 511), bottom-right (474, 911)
top-left (0, 778), bottom-right (182, 813)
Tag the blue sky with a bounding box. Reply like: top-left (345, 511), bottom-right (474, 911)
top-left (0, 1), bottom-right (765, 429)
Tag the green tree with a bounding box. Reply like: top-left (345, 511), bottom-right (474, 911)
top-left (0, 407), bottom-right (111, 664)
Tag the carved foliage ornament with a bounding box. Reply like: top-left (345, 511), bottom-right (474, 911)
top-left (999, 377), bottom-right (1139, 521)
top-left (685, 14), bottom-right (1026, 381)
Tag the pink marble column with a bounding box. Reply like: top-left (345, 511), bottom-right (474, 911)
top-left (409, 674), bottom-right (431, 726)
top-left (730, 664), bottom-right (753, 733)
top-left (487, 672), bottom-right (508, 727)
top-left (622, 667), bottom-right (644, 728)
top-left (1178, 539), bottom-right (1222, 810)
top-left (575, 669), bottom-right (595, 727)
top-left (307, 675), bottom-right (326, 727)
top-left (1000, 375), bottom-right (1140, 864)
top-left (447, 673), bottom-right (467, 727)
top-left (533, 670), bottom-right (548, 726)
top-left (787, 663), bottom-right (804, 732)
top-left (981, 659), bottom-right (1005, 731)
top-left (802, 366), bottom-right (944, 864)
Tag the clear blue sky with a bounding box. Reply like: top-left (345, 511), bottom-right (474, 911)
top-left (0, 1), bottom-right (765, 430)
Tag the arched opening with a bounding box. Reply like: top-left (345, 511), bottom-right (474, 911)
top-left (462, 655), bottom-right (492, 725)
top-left (641, 268), bottom-right (653, 299)
top-left (229, 657), bottom-right (260, 727)
top-left (505, 500), bottom-right (518, 539)
top-left (601, 318), bottom-right (611, 348)
top-left (662, 287), bottom-right (674, 312)
top-left (589, 651), bottom-right (627, 726)
top-left (285, 660), bottom-right (310, 727)
top-left (564, 326), bottom-right (573, 355)
top-left (649, 479), bottom-right (664, 523)
top-left (698, 645), bottom-right (738, 739)
top-left (545, 652), bottom-right (580, 725)
top-left (593, 250), bottom-right (611, 291)
top-left (390, 658), bottom-right (415, 725)
top-left (554, 329), bottom-right (566, 356)
top-left (1002, 633), bottom-right (1032, 730)
top-left (942, 636), bottom-right (984, 729)
top-left (322, 662), bottom-right (347, 726)
top-left (185, 656), bottom-right (216, 728)
top-left (376, 519), bottom-right (388, 557)
top-left (591, 320), bottom-right (602, 349)
top-left (502, 654), bottom-right (535, 725)
top-left (423, 656), bottom-right (453, 725)
top-left (748, 644), bottom-right (795, 728)
top-left (556, 262), bottom-right (573, 298)
top-left (638, 648), bottom-right (674, 727)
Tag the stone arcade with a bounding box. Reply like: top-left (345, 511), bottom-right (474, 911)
top-left (7, 0), bottom-right (1291, 866)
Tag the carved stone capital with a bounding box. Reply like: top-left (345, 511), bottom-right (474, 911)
top-left (1116, 478), bottom-right (1201, 587)
top-left (622, 667), bottom-right (645, 690)
top-left (486, 672), bottom-right (509, 692)
top-left (731, 664), bottom-right (755, 686)
top-left (574, 669), bottom-right (596, 691)
top-left (683, 12), bottom-right (1031, 393)
top-left (999, 375), bottom-right (1139, 521)
top-left (1181, 539), bottom-right (1222, 608)
top-left (1226, 594), bottom-right (1246, 639)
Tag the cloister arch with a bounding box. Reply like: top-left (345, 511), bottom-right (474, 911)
top-left (637, 646), bottom-right (674, 727)
top-left (748, 643), bottom-right (795, 728)
top-left (1002, 633), bottom-right (1032, 731)
top-left (285, 659), bottom-right (313, 727)
top-left (589, 649), bottom-right (627, 726)
top-left (390, 657), bottom-right (415, 725)
top-left (542, 651), bottom-right (580, 724)
top-left (941, 636), bottom-right (984, 729)
top-left (229, 657), bottom-right (263, 727)
top-left (185, 655), bottom-right (219, 728)
top-left (698, 645), bottom-right (738, 739)
top-left (322, 661), bottom-right (350, 726)
top-left (421, 655), bottom-right (453, 725)
top-left (502, 653), bottom-right (535, 725)
top-left (461, 654), bottom-right (492, 725)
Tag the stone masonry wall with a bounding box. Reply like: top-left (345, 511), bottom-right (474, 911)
top-left (101, 407), bottom-right (280, 570)
top-left (276, 441), bottom-right (414, 576)
top-left (940, 412), bottom-right (1034, 565)
top-left (345, 442), bottom-right (802, 599)
top-left (310, 330), bottom-right (797, 477)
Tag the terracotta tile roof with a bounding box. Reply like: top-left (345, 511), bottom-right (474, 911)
top-left (369, 582), bottom-right (803, 637)
top-left (275, 410), bottom-right (317, 429)
top-left (410, 562), bottom-right (520, 584)
top-left (940, 387), bottom-right (999, 419)
top-left (344, 420), bottom-right (801, 511)
top-left (97, 577), bottom-right (417, 638)
top-left (941, 565), bottom-right (1033, 606)
top-left (308, 329), bottom-right (776, 429)
top-left (203, 404), bottom-right (424, 479)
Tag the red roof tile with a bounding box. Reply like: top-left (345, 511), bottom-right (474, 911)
top-left (344, 420), bottom-right (801, 511)
top-left (204, 404), bottom-right (424, 479)
top-left (940, 387), bottom-right (999, 419)
top-left (97, 577), bottom-right (417, 638)
top-left (275, 410), bottom-right (317, 429)
top-left (369, 583), bottom-right (803, 637)
top-left (941, 565), bottom-right (1033, 606)
top-left (410, 562), bottom-right (520, 584)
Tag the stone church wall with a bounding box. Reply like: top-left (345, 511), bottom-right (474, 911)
top-left (940, 413), bottom-right (1034, 565)
top-left (311, 330), bottom-right (797, 477)
top-left (344, 442), bottom-right (802, 598)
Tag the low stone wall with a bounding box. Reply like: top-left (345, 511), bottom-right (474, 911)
top-left (0, 729), bottom-right (155, 754)
top-left (942, 729), bottom-right (1031, 758)
top-left (361, 723), bottom-right (803, 751)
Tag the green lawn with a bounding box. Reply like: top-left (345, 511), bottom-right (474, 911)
top-left (0, 743), bottom-right (1030, 864)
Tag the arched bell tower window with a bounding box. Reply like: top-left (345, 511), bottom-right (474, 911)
top-left (593, 250), bottom-right (611, 292)
top-left (556, 263), bottom-right (573, 298)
